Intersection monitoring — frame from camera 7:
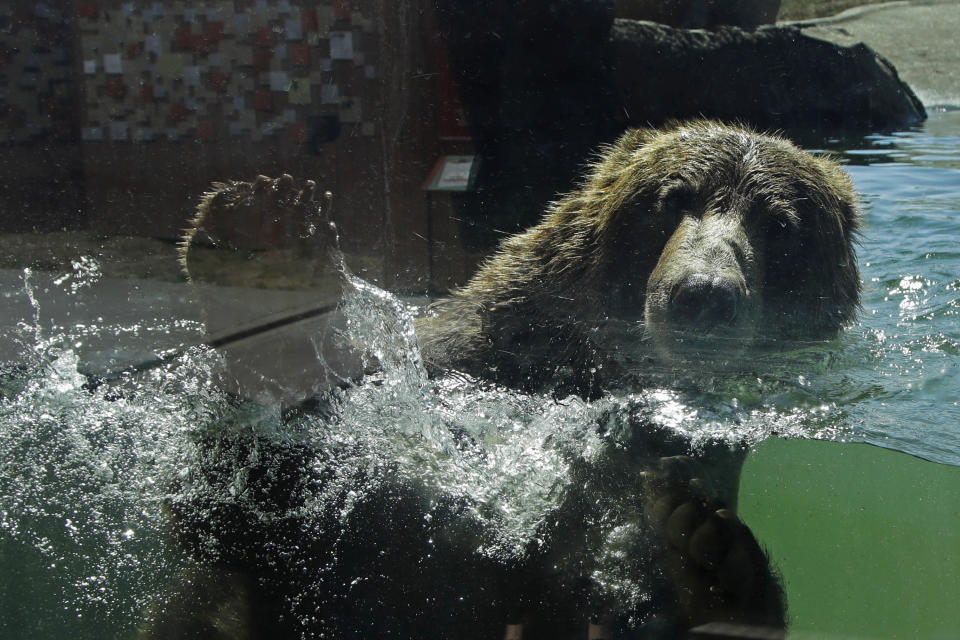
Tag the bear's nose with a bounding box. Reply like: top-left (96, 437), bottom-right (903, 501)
top-left (667, 273), bottom-right (740, 331)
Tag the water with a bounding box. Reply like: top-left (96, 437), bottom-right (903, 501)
top-left (832, 109), bottom-right (960, 464)
top-left (1, 111), bottom-right (960, 637)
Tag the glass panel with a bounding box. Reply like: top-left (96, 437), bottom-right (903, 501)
top-left (1, 1), bottom-right (957, 638)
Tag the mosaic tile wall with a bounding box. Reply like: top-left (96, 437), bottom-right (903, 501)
top-left (76, 0), bottom-right (378, 143)
top-left (0, 3), bottom-right (78, 143)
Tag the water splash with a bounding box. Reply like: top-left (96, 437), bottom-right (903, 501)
top-left (22, 267), bottom-right (43, 349)
top-left (315, 267), bottom-right (858, 560)
top-left (1, 266), bottom-right (228, 636)
top-left (0, 256), bottom-right (864, 636)
top-left (339, 271), bottom-right (429, 394)
top-left (52, 256), bottom-right (102, 294)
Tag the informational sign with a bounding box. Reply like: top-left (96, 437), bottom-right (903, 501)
top-left (423, 155), bottom-right (480, 192)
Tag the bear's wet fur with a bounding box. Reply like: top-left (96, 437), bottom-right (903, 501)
top-left (155, 121), bottom-right (860, 638)
top-left (418, 120), bottom-right (859, 392)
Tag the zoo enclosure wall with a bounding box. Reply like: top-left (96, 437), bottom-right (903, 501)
top-left (0, 0), bottom-right (482, 293)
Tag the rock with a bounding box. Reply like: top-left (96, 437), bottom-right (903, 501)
top-left (614, 0), bottom-right (781, 29)
top-left (611, 19), bottom-right (926, 130)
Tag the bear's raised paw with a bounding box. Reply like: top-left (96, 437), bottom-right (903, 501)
top-left (184, 174), bottom-right (331, 254)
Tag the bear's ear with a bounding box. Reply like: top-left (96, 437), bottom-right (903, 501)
top-left (615, 127), bottom-right (661, 153)
top-left (580, 128), bottom-right (662, 202)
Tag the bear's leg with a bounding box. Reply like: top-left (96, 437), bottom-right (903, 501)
top-left (140, 435), bottom-right (324, 640)
top-left (642, 455), bottom-right (786, 631)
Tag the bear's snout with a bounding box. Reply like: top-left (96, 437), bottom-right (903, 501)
top-left (667, 273), bottom-right (741, 331)
top-left (643, 214), bottom-right (760, 363)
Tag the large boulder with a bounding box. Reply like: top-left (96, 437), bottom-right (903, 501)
top-left (614, 0), bottom-right (781, 29)
top-left (611, 19), bottom-right (926, 130)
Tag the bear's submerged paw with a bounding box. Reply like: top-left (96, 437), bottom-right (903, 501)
top-left (137, 566), bottom-right (262, 640)
top-left (641, 455), bottom-right (786, 631)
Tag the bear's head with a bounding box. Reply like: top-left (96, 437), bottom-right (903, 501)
top-left (592, 121), bottom-right (861, 362)
top-left (425, 121), bottom-right (860, 388)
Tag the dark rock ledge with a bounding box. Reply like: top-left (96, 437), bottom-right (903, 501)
top-left (611, 19), bottom-right (926, 130)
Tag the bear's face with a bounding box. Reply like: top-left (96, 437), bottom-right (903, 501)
top-left (600, 123), bottom-right (860, 364)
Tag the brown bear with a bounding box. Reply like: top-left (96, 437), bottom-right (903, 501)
top-left (166, 120), bottom-right (860, 638)
top-left (416, 120), bottom-right (859, 395)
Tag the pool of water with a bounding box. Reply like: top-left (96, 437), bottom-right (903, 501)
top-left (1, 110), bottom-right (959, 638)
top-left (827, 109), bottom-right (960, 465)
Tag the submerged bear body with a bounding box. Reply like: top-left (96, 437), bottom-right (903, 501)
top-left (160, 121), bottom-right (860, 638)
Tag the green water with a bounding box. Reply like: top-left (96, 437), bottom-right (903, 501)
top-left (741, 438), bottom-right (960, 639)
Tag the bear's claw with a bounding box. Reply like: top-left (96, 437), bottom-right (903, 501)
top-left (641, 455), bottom-right (786, 629)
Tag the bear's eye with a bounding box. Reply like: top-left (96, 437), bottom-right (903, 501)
top-left (753, 197), bottom-right (800, 238)
top-left (658, 185), bottom-right (696, 215)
